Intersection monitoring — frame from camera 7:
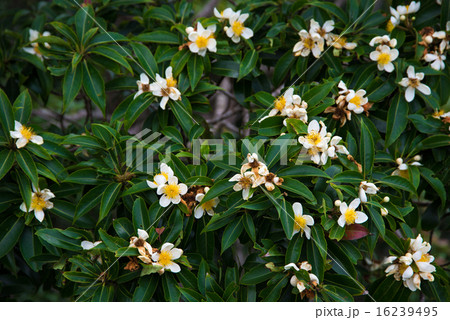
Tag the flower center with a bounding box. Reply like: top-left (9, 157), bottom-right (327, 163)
top-left (417, 253), bottom-right (430, 263)
top-left (337, 37), bottom-right (346, 47)
top-left (377, 53), bottom-right (391, 65)
top-left (31, 193), bottom-right (46, 211)
top-left (166, 77), bottom-right (177, 87)
top-left (195, 36), bottom-right (208, 49)
top-left (295, 215), bottom-right (307, 230)
top-left (274, 96), bottom-right (286, 111)
top-left (239, 177), bottom-right (253, 189)
top-left (408, 78), bottom-right (420, 88)
top-left (33, 45), bottom-right (42, 55)
top-left (20, 126), bottom-right (34, 140)
top-left (232, 21), bottom-right (244, 36)
top-left (158, 251), bottom-right (172, 267)
top-left (386, 21), bottom-right (395, 32)
top-left (304, 37), bottom-right (314, 49)
top-left (344, 208), bottom-right (357, 224)
top-left (201, 199), bottom-right (215, 211)
top-left (306, 131), bottom-right (322, 146)
top-left (141, 83), bottom-right (150, 91)
top-left (164, 184), bottom-right (180, 199)
top-left (349, 95), bottom-right (362, 107)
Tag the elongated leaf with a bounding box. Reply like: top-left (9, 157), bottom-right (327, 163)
top-left (13, 90), bottom-right (32, 123)
top-left (0, 216), bottom-right (25, 258)
top-left (90, 46), bottom-right (132, 73)
top-left (133, 275), bottom-right (159, 302)
top-left (74, 184), bottom-right (108, 222)
top-left (0, 150), bottom-right (15, 181)
top-left (379, 175), bottom-right (416, 195)
top-left (199, 179), bottom-right (234, 205)
top-left (134, 31), bottom-right (180, 44)
top-left (240, 264), bottom-right (274, 285)
top-left (16, 149), bottom-right (38, 187)
top-left (35, 228), bottom-right (82, 251)
top-left (238, 50), bottom-right (258, 80)
top-left (360, 120), bottom-right (374, 178)
top-left (130, 42), bottom-right (158, 80)
top-left (63, 63), bottom-right (83, 111)
top-left (279, 177), bottom-right (316, 203)
top-left (221, 216), bottom-right (244, 253)
top-left (385, 94), bottom-right (408, 147)
top-left (187, 54), bottom-right (204, 90)
top-left (82, 61), bottom-right (106, 114)
top-left (0, 89), bottom-right (14, 137)
top-left (98, 183), bottom-right (122, 223)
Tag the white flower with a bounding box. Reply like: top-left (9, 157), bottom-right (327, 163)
top-left (369, 45), bottom-right (399, 72)
top-left (134, 73), bottom-right (151, 99)
top-left (229, 171), bottom-right (256, 200)
top-left (23, 29), bottom-right (51, 60)
top-left (358, 181), bottom-right (379, 203)
top-left (390, 7), bottom-right (400, 27)
top-left (398, 66), bottom-right (431, 102)
top-left (293, 30), bottom-right (324, 58)
top-left (10, 121), bottom-right (44, 148)
top-left (152, 242), bottom-right (183, 273)
top-left (194, 187), bottom-right (220, 219)
top-left (188, 22), bottom-right (217, 56)
top-left (290, 273), bottom-right (319, 293)
top-left (338, 80), bottom-right (349, 95)
top-left (129, 229), bottom-right (153, 257)
top-left (240, 153), bottom-right (268, 177)
top-left (214, 7), bottom-right (235, 21)
top-left (283, 105), bottom-right (308, 125)
top-left (397, 1), bottom-right (421, 15)
top-left (369, 35), bottom-right (397, 48)
top-left (327, 136), bottom-right (349, 158)
top-left (424, 52), bottom-right (446, 71)
top-left (328, 34), bottom-right (357, 50)
top-left (81, 240), bottom-right (102, 250)
top-left (309, 19), bottom-right (334, 43)
top-left (346, 89), bottom-right (368, 114)
top-left (156, 176), bottom-right (188, 207)
top-left (337, 198), bottom-right (368, 227)
top-left (259, 88), bottom-right (295, 122)
top-left (225, 12), bottom-right (253, 43)
top-left (292, 202), bottom-right (314, 239)
top-left (147, 163), bottom-right (175, 189)
top-left (149, 66), bottom-right (181, 110)
top-left (298, 120), bottom-right (330, 165)
top-left (20, 186), bottom-right (55, 222)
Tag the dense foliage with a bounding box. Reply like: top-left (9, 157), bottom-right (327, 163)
top-left (0, 0), bottom-right (449, 302)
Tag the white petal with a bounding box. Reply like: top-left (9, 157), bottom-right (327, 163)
top-left (140, 73), bottom-right (149, 84)
top-left (194, 206), bottom-right (204, 219)
top-left (417, 83), bottom-right (431, 95)
top-left (16, 138), bottom-right (28, 148)
top-left (30, 135), bottom-right (43, 145)
top-left (138, 229), bottom-right (149, 240)
top-left (166, 262), bottom-right (181, 273)
top-left (161, 243), bottom-right (174, 252)
top-left (355, 211), bottom-right (368, 224)
top-left (292, 202), bottom-right (303, 216)
top-left (405, 86), bottom-right (415, 102)
top-left (179, 183), bottom-right (188, 195)
top-left (339, 202), bottom-right (348, 215)
top-left (34, 209), bottom-right (45, 222)
top-left (349, 198), bottom-right (360, 209)
top-left (81, 241), bottom-right (96, 250)
top-left (337, 215), bottom-right (346, 227)
top-left (159, 195), bottom-right (171, 207)
top-left (170, 248), bottom-right (183, 260)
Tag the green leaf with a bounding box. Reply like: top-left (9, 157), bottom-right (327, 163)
top-left (368, 205), bottom-right (385, 237)
top-left (0, 216), bottom-right (25, 258)
top-left (169, 97), bottom-right (194, 134)
top-left (279, 177), bottom-right (316, 204)
top-left (382, 230), bottom-right (407, 255)
top-left (132, 197), bottom-right (150, 230)
top-left (379, 175), bottom-right (416, 195)
top-left (90, 46), bottom-right (133, 73)
top-left (13, 90), bottom-right (32, 124)
top-left (187, 54), bottom-right (204, 90)
top-left (420, 167), bottom-right (446, 208)
top-left (360, 120), bottom-right (374, 178)
top-left (162, 273), bottom-right (181, 301)
top-left (170, 154), bottom-right (190, 182)
top-left (133, 275), bottom-right (159, 302)
top-left (170, 49), bottom-right (191, 77)
top-left (277, 165), bottom-right (330, 178)
top-left (242, 213), bottom-right (256, 242)
top-left (303, 80), bottom-right (336, 108)
top-left (64, 271), bottom-right (97, 284)
top-left (238, 50), bottom-right (258, 81)
top-left (16, 149), bottom-right (39, 187)
top-left (98, 182), bottom-right (122, 223)
top-left (75, 4), bottom-right (94, 42)
top-left (134, 31), bottom-right (180, 44)
top-left (74, 184), bottom-right (108, 222)
top-left (0, 149), bottom-right (15, 181)
top-left (82, 61), bottom-right (106, 114)
top-left (285, 233), bottom-right (304, 264)
top-left (178, 287), bottom-right (205, 302)
top-left (253, 91), bottom-right (274, 107)
top-left (130, 42), bottom-right (158, 80)
top-left (331, 171), bottom-right (363, 184)
top-left (272, 51), bottom-right (295, 87)
top-left (199, 179), bottom-right (233, 205)
top-left (0, 89), bottom-right (14, 137)
top-left (385, 94), bottom-right (408, 148)
top-left (240, 264), bottom-right (274, 285)
top-left (221, 216), bottom-right (244, 253)
top-left (263, 187), bottom-right (294, 239)
top-left (63, 134), bottom-right (104, 149)
top-left (265, 133), bottom-right (296, 168)
top-left (35, 228), bottom-right (82, 251)
top-left (124, 94), bottom-right (154, 131)
top-left (410, 135), bottom-right (450, 154)
top-left (310, 2), bottom-right (348, 23)
top-left (92, 285), bottom-right (114, 302)
top-left (63, 63), bottom-right (83, 112)
top-left (261, 273), bottom-right (289, 301)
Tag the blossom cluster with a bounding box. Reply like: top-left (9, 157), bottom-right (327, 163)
top-left (285, 261), bottom-right (320, 297)
top-left (260, 88), bottom-right (308, 125)
top-left (384, 235), bottom-right (436, 291)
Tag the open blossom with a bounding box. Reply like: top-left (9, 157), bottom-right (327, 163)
top-left (337, 198), bottom-right (368, 227)
top-left (23, 29), bottom-right (51, 60)
top-left (241, 153), bottom-right (268, 177)
top-left (188, 22), bottom-right (217, 56)
top-left (152, 242), bottom-right (183, 273)
top-left (398, 66), bottom-right (431, 102)
top-left (293, 30), bottom-right (324, 58)
top-left (309, 19), bottom-right (334, 43)
top-left (20, 186), bottom-right (55, 222)
top-left (134, 73), bottom-right (151, 99)
top-left (385, 234), bottom-right (436, 291)
top-left (229, 171), bottom-right (256, 200)
top-left (369, 35), bottom-right (397, 48)
top-left (10, 121), bottom-right (43, 149)
top-left (325, 136), bottom-right (349, 160)
top-left (259, 172), bottom-right (283, 191)
top-left (346, 89), bottom-right (368, 114)
top-left (225, 12), bottom-right (253, 43)
top-left (397, 1), bottom-right (421, 15)
top-left (194, 187), bottom-right (219, 219)
top-left (298, 120), bottom-right (330, 165)
top-left (292, 202), bottom-right (314, 239)
top-left (214, 7), bottom-right (235, 21)
top-left (285, 261), bottom-right (319, 294)
top-left (369, 45), bottom-right (399, 72)
top-left (149, 66), bottom-right (181, 110)
top-left (358, 181), bottom-right (379, 203)
top-left (328, 34), bottom-right (357, 51)
top-left (157, 176), bottom-right (188, 207)
top-left (424, 52), bottom-right (446, 71)
top-left (259, 88), bottom-right (294, 122)
top-left (147, 163), bottom-right (174, 189)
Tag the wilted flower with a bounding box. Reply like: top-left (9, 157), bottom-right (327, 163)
top-left (225, 12), bottom-right (253, 43)
top-left (20, 186), bottom-right (55, 222)
top-left (358, 181), bottom-right (379, 203)
top-left (10, 121), bottom-right (43, 149)
top-left (369, 45), bottom-right (399, 72)
top-left (194, 187), bottom-right (220, 219)
top-left (152, 243), bottom-right (183, 273)
top-left (258, 172), bottom-right (284, 191)
top-left (329, 34), bottom-right (357, 51)
top-left (149, 66), bottom-right (181, 110)
top-left (423, 52), bottom-right (446, 71)
top-left (157, 176), bottom-right (188, 207)
top-left (147, 163), bottom-right (175, 189)
top-left (229, 171), bottom-right (257, 200)
top-left (398, 65), bottom-right (431, 102)
top-left (292, 202), bottom-right (314, 239)
top-left (134, 73), bottom-right (151, 99)
top-left (285, 261), bottom-right (319, 295)
top-left (337, 198), bottom-right (368, 227)
top-left (129, 229), bottom-right (153, 257)
top-left (241, 153), bottom-right (269, 177)
top-left (188, 22), bottom-right (217, 56)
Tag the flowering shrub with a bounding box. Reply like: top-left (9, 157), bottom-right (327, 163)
top-left (0, 0), bottom-right (449, 302)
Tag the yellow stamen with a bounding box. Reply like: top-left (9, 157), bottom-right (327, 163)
top-left (294, 215), bottom-right (306, 231)
top-left (306, 131), bottom-right (322, 146)
top-left (201, 199), bottom-right (216, 211)
top-left (31, 193), bottom-right (47, 211)
top-left (20, 126), bottom-right (34, 141)
top-left (377, 53), bottom-right (391, 65)
top-left (163, 184), bottom-right (180, 199)
top-left (166, 77), bottom-right (177, 87)
top-left (158, 251), bottom-right (172, 267)
top-left (386, 21), bottom-right (395, 32)
top-left (344, 208), bottom-right (357, 224)
top-left (304, 37), bottom-right (314, 49)
top-left (349, 95), bottom-right (362, 107)
top-left (195, 36), bottom-right (208, 49)
top-left (417, 254), bottom-right (431, 263)
top-left (232, 21), bottom-right (244, 36)
top-left (274, 96), bottom-right (286, 111)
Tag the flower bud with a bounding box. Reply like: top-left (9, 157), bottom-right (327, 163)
top-left (396, 158), bottom-right (403, 165)
top-left (381, 207), bottom-right (388, 216)
top-left (400, 15), bottom-right (406, 21)
top-left (383, 196), bottom-right (390, 203)
top-left (425, 35), bottom-right (433, 44)
top-left (224, 26), bottom-right (229, 32)
top-left (185, 27), bottom-right (194, 34)
top-left (334, 200), bottom-right (341, 207)
top-left (413, 155), bottom-right (422, 161)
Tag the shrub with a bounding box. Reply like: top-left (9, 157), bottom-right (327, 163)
top-left (0, 0), bottom-right (448, 302)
